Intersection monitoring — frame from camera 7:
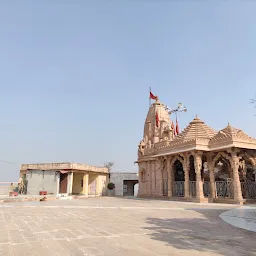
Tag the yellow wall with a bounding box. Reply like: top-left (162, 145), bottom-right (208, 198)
top-left (72, 172), bottom-right (109, 195)
top-left (72, 173), bottom-right (84, 194)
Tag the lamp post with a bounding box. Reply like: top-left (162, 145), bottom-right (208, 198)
top-left (166, 103), bottom-right (187, 115)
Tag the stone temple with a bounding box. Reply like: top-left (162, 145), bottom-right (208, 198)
top-left (136, 96), bottom-right (256, 204)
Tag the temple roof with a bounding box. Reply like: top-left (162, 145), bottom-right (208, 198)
top-left (210, 123), bottom-right (255, 145)
top-left (173, 116), bottom-right (217, 142)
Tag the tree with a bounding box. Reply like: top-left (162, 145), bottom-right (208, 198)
top-left (104, 161), bottom-right (114, 172)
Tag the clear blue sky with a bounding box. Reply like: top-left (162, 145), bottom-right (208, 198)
top-left (0, 1), bottom-right (256, 181)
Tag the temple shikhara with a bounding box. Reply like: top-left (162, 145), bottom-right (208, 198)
top-left (136, 92), bottom-right (256, 204)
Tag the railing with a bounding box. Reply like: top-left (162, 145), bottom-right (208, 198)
top-left (189, 181), bottom-right (196, 197)
top-left (173, 181), bottom-right (184, 197)
top-left (215, 181), bottom-right (234, 198)
top-left (203, 182), bottom-right (210, 197)
top-left (241, 181), bottom-right (256, 199)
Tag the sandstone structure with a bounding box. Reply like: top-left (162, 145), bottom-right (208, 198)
top-left (136, 97), bottom-right (256, 204)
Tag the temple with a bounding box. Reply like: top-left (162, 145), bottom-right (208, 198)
top-left (136, 97), bottom-right (256, 204)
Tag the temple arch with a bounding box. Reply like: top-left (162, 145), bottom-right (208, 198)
top-left (238, 152), bottom-right (256, 199)
top-left (172, 159), bottom-right (184, 197)
top-left (212, 153), bottom-right (233, 199)
top-left (170, 155), bottom-right (184, 167)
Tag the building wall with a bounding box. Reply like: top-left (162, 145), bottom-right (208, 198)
top-left (96, 174), bottom-right (108, 196)
top-left (71, 173), bottom-right (108, 195)
top-left (72, 173), bottom-right (84, 194)
top-left (26, 170), bottom-right (58, 195)
top-left (110, 172), bottom-right (138, 196)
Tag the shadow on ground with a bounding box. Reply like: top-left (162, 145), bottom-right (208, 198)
top-left (144, 209), bottom-right (256, 256)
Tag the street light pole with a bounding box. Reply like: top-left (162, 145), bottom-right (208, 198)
top-left (166, 102), bottom-right (187, 115)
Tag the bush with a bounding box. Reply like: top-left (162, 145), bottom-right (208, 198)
top-left (107, 183), bottom-right (115, 190)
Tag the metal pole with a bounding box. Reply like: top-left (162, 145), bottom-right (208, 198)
top-left (149, 86), bottom-right (151, 108)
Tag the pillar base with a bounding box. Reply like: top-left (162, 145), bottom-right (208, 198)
top-left (194, 197), bottom-right (209, 203)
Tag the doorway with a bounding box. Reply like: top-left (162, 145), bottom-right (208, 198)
top-left (123, 180), bottom-right (138, 196)
top-left (59, 173), bottom-right (68, 193)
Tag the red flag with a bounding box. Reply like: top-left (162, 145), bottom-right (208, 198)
top-left (176, 118), bottom-right (180, 135)
top-left (156, 111), bottom-right (159, 127)
top-left (171, 121), bottom-right (176, 136)
top-left (150, 91), bottom-right (158, 100)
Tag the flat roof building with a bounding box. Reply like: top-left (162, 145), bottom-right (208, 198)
top-left (20, 162), bottom-right (109, 197)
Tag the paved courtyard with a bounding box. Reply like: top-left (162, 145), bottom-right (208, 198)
top-left (0, 197), bottom-right (255, 256)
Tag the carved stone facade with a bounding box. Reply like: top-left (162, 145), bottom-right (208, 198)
top-left (136, 99), bottom-right (256, 204)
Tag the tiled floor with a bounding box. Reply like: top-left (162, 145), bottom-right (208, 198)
top-left (0, 197), bottom-right (255, 256)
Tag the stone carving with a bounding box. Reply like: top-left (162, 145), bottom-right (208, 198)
top-left (148, 140), bottom-right (152, 149)
top-left (138, 140), bottom-right (146, 157)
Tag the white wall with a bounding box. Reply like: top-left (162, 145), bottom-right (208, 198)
top-left (110, 172), bottom-right (138, 196)
top-left (26, 170), bottom-right (59, 195)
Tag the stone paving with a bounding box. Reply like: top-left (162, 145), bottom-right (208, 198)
top-left (0, 197), bottom-right (255, 256)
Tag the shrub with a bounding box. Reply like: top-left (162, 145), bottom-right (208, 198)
top-left (107, 183), bottom-right (115, 190)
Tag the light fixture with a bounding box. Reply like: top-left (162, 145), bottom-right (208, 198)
top-left (168, 103), bottom-right (187, 115)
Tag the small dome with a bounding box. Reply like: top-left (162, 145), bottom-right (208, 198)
top-left (174, 116), bottom-right (217, 141)
top-left (210, 123), bottom-right (253, 142)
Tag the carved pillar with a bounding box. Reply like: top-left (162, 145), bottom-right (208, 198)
top-left (149, 161), bottom-right (153, 196)
top-left (145, 161), bottom-right (149, 196)
top-left (167, 157), bottom-right (173, 198)
top-left (194, 153), bottom-right (204, 201)
top-left (152, 161), bottom-right (156, 195)
top-left (209, 164), bottom-right (216, 199)
top-left (183, 155), bottom-right (190, 198)
top-left (207, 154), bottom-right (216, 200)
top-left (231, 154), bottom-right (243, 203)
top-left (159, 159), bottom-right (164, 197)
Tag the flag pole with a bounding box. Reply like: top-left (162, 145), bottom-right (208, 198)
top-left (149, 86), bottom-right (151, 108)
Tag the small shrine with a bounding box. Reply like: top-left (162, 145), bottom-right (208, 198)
top-left (136, 92), bottom-right (256, 204)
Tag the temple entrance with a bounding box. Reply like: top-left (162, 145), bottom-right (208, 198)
top-left (173, 160), bottom-right (184, 197)
top-left (239, 156), bottom-right (256, 199)
top-left (189, 155), bottom-right (196, 197)
top-left (59, 172), bottom-right (68, 194)
top-left (202, 155), bottom-right (210, 197)
top-left (214, 156), bottom-right (233, 199)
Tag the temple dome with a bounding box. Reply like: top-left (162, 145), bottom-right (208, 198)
top-left (174, 116), bottom-right (217, 142)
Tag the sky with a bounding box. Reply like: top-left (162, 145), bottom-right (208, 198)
top-left (0, 1), bottom-right (256, 181)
